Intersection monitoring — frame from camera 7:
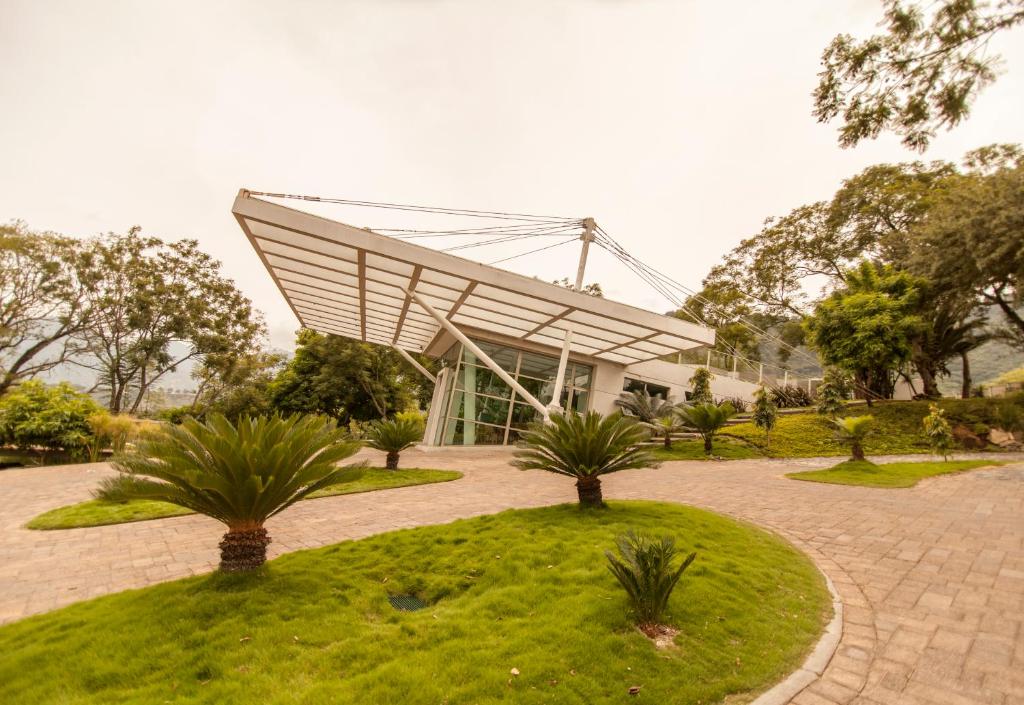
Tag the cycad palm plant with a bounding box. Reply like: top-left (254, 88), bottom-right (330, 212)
top-left (364, 416), bottom-right (423, 469)
top-left (832, 415), bottom-right (874, 461)
top-left (605, 531), bottom-right (697, 633)
top-left (512, 411), bottom-right (656, 507)
top-left (645, 414), bottom-right (684, 450)
top-left (615, 389), bottom-right (676, 424)
top-left (115, 413), bottom-right (359, 572)
top-left (675, 402), bottom-right (735, 455)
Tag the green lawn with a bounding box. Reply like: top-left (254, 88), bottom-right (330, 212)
top-left (786, 459), bottom-right (1002, 488)
top-left (0, 501), bottom-right (830, 705)
top-left (727, 396), bottom-right (1024, 458)
top-left (25, 468), bottom-right (463, 530)
top-left (652, 438), bottom-right (763, 461)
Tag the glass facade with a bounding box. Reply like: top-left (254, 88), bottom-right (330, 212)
top-left (433, 339), bottom-right (593, 446)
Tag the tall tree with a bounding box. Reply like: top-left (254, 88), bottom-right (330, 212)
top-left (73, 229), bottom-right (264, 413)
top-left (268, 329), bottom-right (421, 423)
top-left (804, 261), bottom-right (925, 401)
top-left (191, 350), bottom-right (287, 419)
top-left (814, 0), bottom-right (1024, 150)
top-left (910, 155), bottom-right (1024, 347)
top-left (0, 223), bottom-right (96, 396)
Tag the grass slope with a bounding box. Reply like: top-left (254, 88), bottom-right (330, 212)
top-left (726, 396), bottom-right (1024, 458)
top-left (787, 459), bottom-right (1001, 488)
top-left (652, 438), bottom-right (762, 461)
top-left (26, 468), bottom-right (462, 530)
top-left (0, 502), bottom-right (831, 705)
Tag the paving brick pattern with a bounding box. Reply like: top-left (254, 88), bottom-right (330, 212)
top-left (1, 448), bottom-right (1023, 704)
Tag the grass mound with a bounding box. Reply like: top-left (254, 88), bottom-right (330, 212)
top-left (652, 438), bottom-right (763, 461)
top-left (786, 459), bottom-right (1001, 488)
top-left (727, 396), bottom-right (1024, 458)
top-left (0, 501), bottom-right (831, 705)
top-left (26, 468), bottom-right (462, 530)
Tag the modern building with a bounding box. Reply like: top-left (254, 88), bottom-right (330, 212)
top-left (232, 190), bottom-right (760, 446)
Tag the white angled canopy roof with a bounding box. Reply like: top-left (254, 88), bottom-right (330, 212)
top-left (233, 190), bottom-right (715, 365)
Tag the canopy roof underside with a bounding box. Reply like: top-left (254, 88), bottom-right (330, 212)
top-left (233, 191), bottom-right (715, 365)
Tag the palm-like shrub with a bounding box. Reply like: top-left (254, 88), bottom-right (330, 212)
top-left (832, 415), bottom-right (874, 461)
top-left (364, 416), bottom-right (423, 469)
top-left (645, 415), bottom-right (684, 450)
top-left (115, 414), bottom-right (359, 571)
top-left (751, 387), bottom-right (778, 447)
top-left (512, 411), bottom-right (656, 507)
top-left (615, 389), bottom-right (676, 424)
top-left (688, 367), bottom-right (714, 405)
top-left (91, 473), bottom-right (151, 503)
top-left (922, 405), bottom-right (953, 460)
top-left (605, 530), bottom-right (696, 633)
top-left (675, 402), bottom-right (735, 455)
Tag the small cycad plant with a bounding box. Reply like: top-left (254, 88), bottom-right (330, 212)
top-left (922, 404), bottom-right (954, 460)
top-left (365, 416), bottom-right (423, 469)
top-left (833, 415), bottom-right (874, 461)
top-left (605, 530), bottom-right (697, 635)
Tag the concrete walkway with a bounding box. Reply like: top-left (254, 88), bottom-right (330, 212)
top-left (1, 449), bottom-right (1023, 705)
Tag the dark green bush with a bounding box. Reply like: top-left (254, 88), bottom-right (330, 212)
top-left (770, 385), bottom-right (814, 408)
top-left (0, 380), bottom-right (101, 453)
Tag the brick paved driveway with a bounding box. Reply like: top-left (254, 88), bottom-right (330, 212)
top-left (1, 448), bottom-right (1022, 704)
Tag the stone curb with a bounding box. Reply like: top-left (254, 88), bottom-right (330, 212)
top-left (749, 568), bottom-right (844, 705)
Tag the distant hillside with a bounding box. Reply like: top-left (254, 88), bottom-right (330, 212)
top-left (940, 338), bottom-right (1024, 396)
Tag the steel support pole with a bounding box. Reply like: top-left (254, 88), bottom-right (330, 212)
top-left (548, 217), bottom-right (595, 415)
top-left (392, 345), bottom-right (436, 384)
top-left (404, 287), bottom-right (549, 419)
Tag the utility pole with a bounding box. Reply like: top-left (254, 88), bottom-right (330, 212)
top-left (548, 218), bottom-right (596, 416)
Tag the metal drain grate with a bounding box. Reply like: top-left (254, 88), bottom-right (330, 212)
top-left (387, 594), bottom-right (428, 612)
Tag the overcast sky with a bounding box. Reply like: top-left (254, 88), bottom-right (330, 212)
top-left (2, 0), bottom-right (1022, 350)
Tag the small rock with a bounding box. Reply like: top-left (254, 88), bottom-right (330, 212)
top-left (628, 685), bottom-right (641, 695)
top-left (510, 668), bottom-right (520, 676)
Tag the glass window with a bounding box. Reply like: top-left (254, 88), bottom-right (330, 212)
top-left (443, 418), bottom-right (506, 445)
top-left (449, 391), bottom-right (510, 427)
top-left (570, 364), bottom-right (592, 388)
top-left (623, 377), bottom-right (670, 399)
top-left (454, 363), bottom-right (512, 399)
top-left (515, 376), bottom-right (555, 405)
top-left (509, 402), bottom-right (544, 429)
top-left (439, 339), bottom-right (593, 446)
top-left (571, 390), bottom-right (589, 413)
top-left (466, 343), bottom-right (518, 372)
top-left (517, 351), bottom-right (561, 380)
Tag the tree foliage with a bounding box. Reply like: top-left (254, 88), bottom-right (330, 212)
top-left (751, 386), bottom-right (778, 446)
top-left (804, 262), bottom-right (925, 400)
top-left (72, 229), bottom-right (264, 414)
top-left (922, 404), bottom-right (954, 459)
top-left (0, 380), bottom-right (102, 453)
top-left (688, 367), bottom-right (714, 405)
top-left (269, 329), bottom-right (423, 423)
top-left (191, 350), bottom-right (286, 420)
top-left (0, 223), bottom-right (96, 396)
top-left (909, 156), bottom-right (1024, 348)
top-left (814, 0), bottom-right (1024, 150)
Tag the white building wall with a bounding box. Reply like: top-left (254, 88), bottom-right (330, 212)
top-left (589, 358), bottom-right (762, 414)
